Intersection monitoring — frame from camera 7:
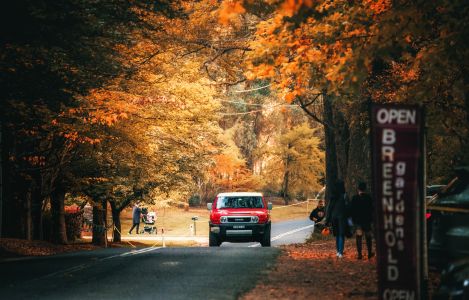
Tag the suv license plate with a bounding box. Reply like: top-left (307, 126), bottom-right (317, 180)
top-left (233, 225), bottom-right (245, 229)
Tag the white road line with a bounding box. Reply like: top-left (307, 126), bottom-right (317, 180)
top-left (249, 224), bottom-right (315, 247)
top-left (272, 201), bottom-right (308, 209)
top-left (40, 263), bottom-right (91, 279)
top-left (124, 246), bottom-right (162, 256)
top-left (271, 224), bottom-right (315, 241)
top-left (40, 247), bottom-right (163, 279)
top-left (101, 246), bottom-right (162, 260)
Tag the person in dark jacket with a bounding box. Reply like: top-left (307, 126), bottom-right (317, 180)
top-left (129, 203), bottom-right (142, 234)
top-left (326, 180), bottom-right (348, 258)
top-left (350, 182), bottom-right (374, 259)
top-left (310, 199), bottom-right (326, 223)
top-left (309, 200), bottom-right (326, 232)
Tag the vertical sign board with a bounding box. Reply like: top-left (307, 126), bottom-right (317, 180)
top-left (371, 104), bottom-right (424, 300)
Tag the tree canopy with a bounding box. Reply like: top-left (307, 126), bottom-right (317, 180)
top-left (1, 0), bottom-right (467, 244)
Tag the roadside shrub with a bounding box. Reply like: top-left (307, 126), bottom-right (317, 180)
top-left (188, 195), bottom-right (201, 207)
top-left (65, 211), bottom-right (83, 242)
top-left (175, 202), bottom-right (185, 209)
top-left (295, 193), bottom-right (307, 201)
top-left (42, 210), bottom-right (83, 242)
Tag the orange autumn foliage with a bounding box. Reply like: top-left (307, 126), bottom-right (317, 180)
top-left (209, 153), bottom-right (262, 191)
top-left (218, 1), bottom-right (245, 25)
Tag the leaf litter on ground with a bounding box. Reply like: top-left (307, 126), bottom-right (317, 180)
top-left (0, 238), bottom-right (146, 259)
top-left (242, 237), bottom-right (441, 300)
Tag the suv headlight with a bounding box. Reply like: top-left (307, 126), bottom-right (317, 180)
top-left (251, 216), bottom-right (259, 223)
top-left (220, 216), bottom-right (227, 223)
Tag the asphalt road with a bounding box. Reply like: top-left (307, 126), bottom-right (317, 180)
top-left (0, 219), bottom-right (314, 300)
top-left (222, 218), bottom-right (314, 247)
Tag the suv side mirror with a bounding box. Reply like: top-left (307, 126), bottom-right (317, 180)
top-left (207, 203), bottom-right (212, 210)
top-left (268, 202), bottom-right (272, 210)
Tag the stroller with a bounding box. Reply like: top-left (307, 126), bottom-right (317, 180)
top-left (140, 207), bottom-right (157, 234)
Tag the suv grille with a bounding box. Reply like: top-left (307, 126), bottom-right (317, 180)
top-left (220, 215), bottom-right (259, 223)
top-left (228, 217), bottom-right (251, 223)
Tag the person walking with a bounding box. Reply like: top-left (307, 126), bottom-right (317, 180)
top-left (350, 182), bottom-right (374, 259)
top-left (326, 180), bottom-right (348, 258)
top-left (129, 203), bottom-right (142, 234)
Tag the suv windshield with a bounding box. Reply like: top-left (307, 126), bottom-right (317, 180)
top-left (217, 196), bottom-right (264, 209)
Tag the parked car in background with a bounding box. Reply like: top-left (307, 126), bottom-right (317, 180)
top-left (426, 184), bottom-right (446, 244)
top-left (427, 185), bottom-right (446, 199)
top-left (428, 167), bottom-right (469, 267)
top-left (434, 258), bottom-right (469, 299)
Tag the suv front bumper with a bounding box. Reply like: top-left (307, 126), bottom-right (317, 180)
top-left (209, 222), bottom-right (270, 242)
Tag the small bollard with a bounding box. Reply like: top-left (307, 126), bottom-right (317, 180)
top-left (189, 224), bottom-right (194, 236)
top-left (191, 216), bottom-right (198, 236)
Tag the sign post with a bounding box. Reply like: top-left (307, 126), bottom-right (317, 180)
top-left (371, 104), bottom-right (425, 300)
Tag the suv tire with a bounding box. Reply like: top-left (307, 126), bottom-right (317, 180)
top-left (260, 224), bottom-right (271, 247)
top-left (209, 231), bottom-right (221, 247)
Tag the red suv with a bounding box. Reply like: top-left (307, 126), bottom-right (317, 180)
top-left (207, 192), bottom-right (272, 247)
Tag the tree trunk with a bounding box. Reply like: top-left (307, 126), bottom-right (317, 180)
top-left (323, 95), bottom-right (339, 204)
top-left (25, 188), bottom-right (32, 241)
top-left (110, 201), bottom-right (121, 243)
top-left (282, 169), bottom-right (290, 205)
top-left (344, 103), bottom-right (372, 195)
top-left (281, 142), bottom-right (293, 204)
top-left (31, 176), bottom-right (43, 240)
top-left (1, 127), bottom-right (22, 238)
top-left (92, 198), bottom-right (106, 246)
top-left (50, 186), bottom-right (67, 244)
top-left (333, 109), bottom-right (350, 181)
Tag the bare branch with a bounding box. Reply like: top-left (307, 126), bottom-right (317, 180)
top-left (296, 96), bottom-right (325, 126)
